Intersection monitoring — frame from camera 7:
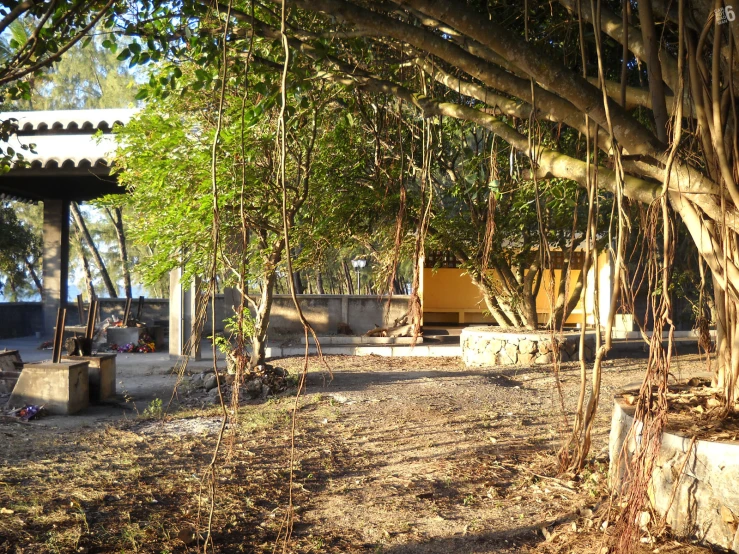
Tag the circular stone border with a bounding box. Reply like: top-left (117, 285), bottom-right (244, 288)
top-left (609, 378), bottom-right (739, 553)
top-left (460, 326), bottom-right (595, 368)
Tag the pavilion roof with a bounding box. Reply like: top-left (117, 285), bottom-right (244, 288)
top-left (0, 109), bottom-right (137, 203)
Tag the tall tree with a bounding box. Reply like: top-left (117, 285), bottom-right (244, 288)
top-left (105, 206), bottom-right (132, 298)
top-left (114, 59), bottom-right (345, 367)
top-left (9, 36), bottom-right (137, 111)
top-left (70, 202), bottom-right (118, 298)
top-left (0, 201), bottom-right (41, 300)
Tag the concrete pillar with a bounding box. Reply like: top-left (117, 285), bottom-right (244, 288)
top-left (187, 276), bottom-right (202, 360)
top-left (168, 268), bottom-right (201, 360)
top-left (169, 268), bottom-right (184, 357)
top-left (341, 296), bottom-right (349, 324)
top-left (418, 253), bottom-right (425, 326)
top-left (42, 199), bottom-right (70, 337)
top-left (598, 251), bottom-right (613, 328)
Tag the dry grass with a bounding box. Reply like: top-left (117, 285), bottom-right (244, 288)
top-left (0, 353), bottom-right (718, 553)
top-left (0, 395), bottom-right (358, 553)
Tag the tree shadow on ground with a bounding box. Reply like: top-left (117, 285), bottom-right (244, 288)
top-left (304, 368), bottom-right (536, 393)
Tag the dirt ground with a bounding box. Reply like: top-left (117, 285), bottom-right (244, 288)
top-left (0, 350), bottom-right (718, 553)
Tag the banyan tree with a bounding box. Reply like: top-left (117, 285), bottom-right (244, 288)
top-left (3, 0), bottom-right (739, 544)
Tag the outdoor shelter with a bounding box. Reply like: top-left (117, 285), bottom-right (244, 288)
top-left (420, 250), bottom-right (614, 328)
top-left (0, 109), bottom-right (136, 335)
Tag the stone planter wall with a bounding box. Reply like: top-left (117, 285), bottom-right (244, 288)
top-left (609, 387), bottom-right (739, 552)
top-left (460, 327), bottom-right (596, 367)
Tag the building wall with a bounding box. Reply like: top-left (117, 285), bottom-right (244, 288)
top-left (422, 252), bottom-right (611, 326)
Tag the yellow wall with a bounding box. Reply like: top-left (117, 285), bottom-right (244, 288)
top-left (422, 253), bottom-right (609, 326)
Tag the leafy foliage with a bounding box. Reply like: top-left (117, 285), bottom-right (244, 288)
top-left (0, 201), bottom-right (41, 300)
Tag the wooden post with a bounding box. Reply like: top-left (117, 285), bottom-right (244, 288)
top-left (122, 297), bottom-right (132, 327)
top-left (135, 295), bottom-right (145, 321)
top-left (85, 299), bottom-right (98, 340)
top-left (77, 294), bottom-right (84, 324)
top-left (52, 308), bottom-right (67, 364)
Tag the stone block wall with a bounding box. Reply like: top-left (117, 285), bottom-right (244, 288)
top-left (0, 303), bottom-right (43, 338)
top-left (461, 327), bottom-right (596, 367)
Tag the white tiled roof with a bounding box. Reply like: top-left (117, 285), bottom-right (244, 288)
top-left (0, 108), bottom-right (136, 133)
top-left (3, 133), bottom-right (118, 169)
top-left (0, 109), bottom-right (137, 169)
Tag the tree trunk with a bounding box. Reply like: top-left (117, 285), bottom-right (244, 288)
top-left (342, 260), bottom-right (355, 295)
top-left (105, 207), bottom-right (132, 298)
top-left (521, 263), bottom-right (540, 330)
top-left (467, 270), bottom-right (513, 327)
top-left (24, 258), bottom-right (42, 295)
top-left (315, 271), bottom-right (325, 294)
top-left (70, 202), bottom-right (117, 298)
top-left (637, 0), bottom-right (669, 143)
top-left (292, 269), bottom-right (304, 294)
top-left (73, 224), bottom-right (96, 301)
top-left (550, 261), bottom-right (586, 329)
top-left (336, 271), bottom-right (344, 294)
top-left (250, 260), bottom-right (279, 368)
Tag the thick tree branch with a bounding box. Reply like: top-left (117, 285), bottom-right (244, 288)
top-left (401, 0), bottom-right (665, 157)
top-left (0, 1), bottom-right (35, 36)
top-left (638, 0), bottom-right (670, 142)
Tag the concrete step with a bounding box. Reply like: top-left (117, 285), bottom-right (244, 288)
top-left (266, 344), bottom-right (461, 359)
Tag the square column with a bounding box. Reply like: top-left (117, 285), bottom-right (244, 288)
top-left (42, 199), bottom-right (70, 337)
top-left (169, 268), bottom-right (201, 360)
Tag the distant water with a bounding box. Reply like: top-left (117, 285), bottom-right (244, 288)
top-left (0, 283), bottom-right (149, 302)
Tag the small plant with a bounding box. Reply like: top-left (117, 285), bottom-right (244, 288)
top-left (121, 521), bottom-right (144, 552)
top-left (142, 398), bottom-right (163, 418)
top-left (210, 334), bottom-right (231, 355)
top-left (463, 493), bottom-right (475, 506)
top-left (209, 308), bottom-right (256, 373)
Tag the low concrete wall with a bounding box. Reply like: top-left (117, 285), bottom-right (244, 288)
top-left (609, 384), bottom-right (739, 552)
top-left (223, 290), bottom-right (411, 336)
top-left (0, 303), bottom-right (43, 338)
top-left (265, 295), bottom-right (410, 336)
top-left (460, 327), bottom-right (596, 367)
top-left (4, 294), bottom-right (408, 341)
top-left (66, 298), bottom-right (169, 326)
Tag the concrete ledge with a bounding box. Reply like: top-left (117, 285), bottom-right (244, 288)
top-left (609, 379), bottom-right (739, 552)
top-left (265, 344), bottom-right (460, 359)
top-left (62, 353), bottom-right (116, 402)
top-left (611, 329), bottom-right (717, 340)
top-left (301, 335), bottom-right (424, 345)
top-left (7, 361), bottom-right (89, 414)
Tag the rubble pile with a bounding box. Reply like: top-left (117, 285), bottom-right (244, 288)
top-left (184, 363), bottom-right (290, 406)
